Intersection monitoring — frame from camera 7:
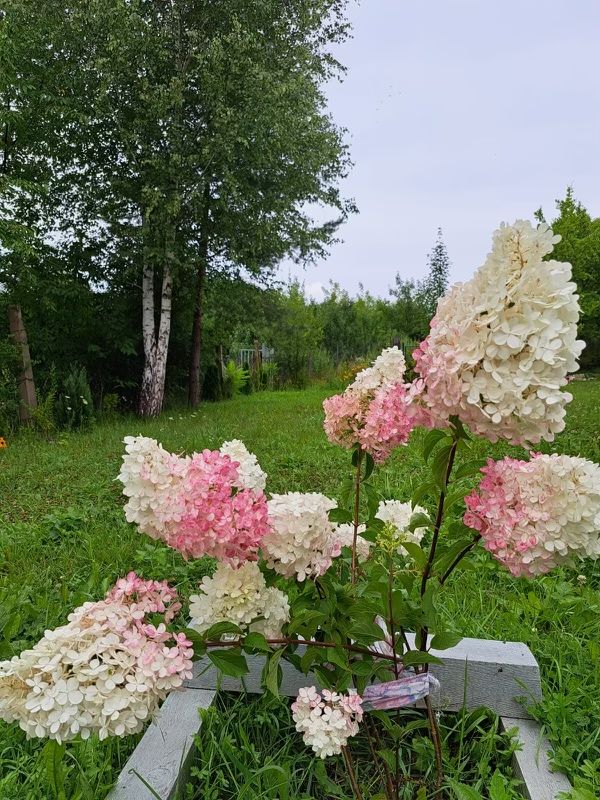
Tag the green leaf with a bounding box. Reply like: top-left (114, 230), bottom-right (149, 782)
top-left (422, 429), bottom-right (450, 462)
top-left (434, 536), bottom-right (477, 577)
top-left (376, 748), bottom-right (397, 771)
top-left (328, 508), bottom-right (353, 524)
top-left (350, 659), bottom-right (376, 676)
top-left (43, 740), bottom-right (66, 800)
top-left (263, 647), bottom-right (285, 697)
top-left (401, 541), bottom-right (428, 568)
top-left (326, 646), bottom-right (349, 670)
top-left (402, 650), bottom-right (444, 666)
top-left (287, 610), bottom-right (326, 636)
top-left (202, 621), bottom-right (242, 641)
top-left (411, 481), bottom-right (436, 508)
top-left (243, 632), bottom-right (270, 652)
top-left (430, 631), bottom-right (463, 650)
top-left (300, 645), bottom-right (321, 674)
top-left (207, 649), bottom-right (249, 678)
top-left (363, 451), bottom-right (375, 480)
top-left (454, 459), bottom-right (487, 480)
top-left (314, 760), bottom-right (346, 797)
top-left (431, 444), bottom-right (455, 489)
top-left (448, 779), bottom-right (485, 800)
top-left (181, 628), bottom-right (207, 659)
top-left (488, 771), bottom-right (511, 800)
top-left (347, 619), bottom-right (385, 645)
top-left (408, 511), bottom-right (433, 532)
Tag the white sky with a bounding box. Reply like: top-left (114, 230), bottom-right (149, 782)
top-left (278, 0), bottom-right (600, 300)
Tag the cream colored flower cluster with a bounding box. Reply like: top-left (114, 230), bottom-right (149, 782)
top-left (0, 574), bottom-right (193, 742)
top-left (220, 439), bottom-right (267, 492)
top-left (189, 561), bottom-right (290, 639)
top-left (350, 346), bottom-right (407, 392)
top-left (118, 435), bottom-right (188, 537)
top-left (334, 523), bottom-right (372, 562)
top-left (413, 220), bottom-right (585, 444)
top-left (376, 500), bottom-right (428, 556)
top-left (262, 493), bottom-right (341, 580)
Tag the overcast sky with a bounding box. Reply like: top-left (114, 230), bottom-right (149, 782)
top-left (278, 0), bottom-right (600, 300)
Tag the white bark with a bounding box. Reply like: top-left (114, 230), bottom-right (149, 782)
top-left (139, 261), bottom-right (173, 417)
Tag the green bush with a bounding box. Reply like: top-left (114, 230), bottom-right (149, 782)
top-left (0, 339), bottom-right (21, 436)
top-left (224, 360), bottom-right (249, 398)
top-left (100, 392), bottom-right (120, 420)
top-left (55, 365), bottom-right (94, 430)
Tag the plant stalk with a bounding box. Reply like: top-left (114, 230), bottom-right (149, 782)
top-left (351, 449), bottom-right (364, 583)
top-left (203, 637), bottom-right (397, 662)
top-left (425, 694), bottom-right (444, 793)
top-left (439, 534), bottom-right (481, 585)
top-left (342, 745), bottom-right (364, 800)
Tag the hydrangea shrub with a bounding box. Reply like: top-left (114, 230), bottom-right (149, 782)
top-left (2, 221), bottom-right (599, 798)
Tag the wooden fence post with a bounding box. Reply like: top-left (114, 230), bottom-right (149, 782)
top-left (7, 304), bottom-right (37, 424)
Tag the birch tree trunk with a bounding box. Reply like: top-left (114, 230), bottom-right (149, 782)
top-left (139, 261), bottom-right (173, 417)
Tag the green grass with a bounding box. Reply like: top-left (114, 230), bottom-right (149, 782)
top-left (1, 382), bottom-right (600, 798)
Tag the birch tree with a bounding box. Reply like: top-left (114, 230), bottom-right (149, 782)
top-left (6, 0), bottom-right (352, 415)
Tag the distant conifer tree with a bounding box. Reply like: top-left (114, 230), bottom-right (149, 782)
top-left (424, 228), bottom-right (451, 314)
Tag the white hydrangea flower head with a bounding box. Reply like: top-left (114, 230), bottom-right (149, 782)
top-left (350, 346), bottom-right (406, 394)
top-left (189, 561), bottom-right (290, 639)
top-left (291, 686), bottom-right (363, 758)
top-left (376, 500), bottom-right (428, 556)
top-left (0, 575), bottom-right (193, 743)
top-left (334, 523), bottom-right (372, 563)
top-left (219, 439), bottom-right (267, 492)
top-left (118, 436), bottom-right (188, 537)
top-left (414, 221), bottom-right (585, 444)
top-left (262, 493), bottom-right (340, 580)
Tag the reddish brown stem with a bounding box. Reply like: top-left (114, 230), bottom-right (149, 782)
top-left (425, 694), bottom-right (444, 792)
top-left (439, 534), bottom-right (481, 585)
top-left (203, 637), bottom-right (396, 662)
top-left (351, 449), bottom-right (364, 584)
top-left (420, 441), bottom-right (458, 598)
top-left (342, 745), bottom-right (364, 800)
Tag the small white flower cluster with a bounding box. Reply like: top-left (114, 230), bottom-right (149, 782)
top-left (219, 439), bottom-right (267, 492)
top-left (376, 500), bottom-right (428, 556)
top-left (414, 220), bottom-right (585, 444)
top-left (118, 436), bottom-right (188, 537)
top-left (262, 493), bottom-right (341, 580)
top-left (350, 346), bottom-right (406, 393)
top-left (189, 561), bottom-right (290, 639)
top-left (292, 686), bottom-right (363, 758)
top-left (0, 575), bottom-right (193, 743)
top-left (334, 523), bottom-right (372, 563)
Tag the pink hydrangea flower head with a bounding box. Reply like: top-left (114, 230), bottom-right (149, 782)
top-left (464, 453), bottom-right (600, 576)
top-left (169, 450), bottom-right (270, 562)
top-left (119, 438), bottom-right (270, 564)
top-left (359, 381), bottom-right (416, 463)
top-left (323, 347), bottom-right (416, 462)
top-left (323, 391), bottom-right (366, 449)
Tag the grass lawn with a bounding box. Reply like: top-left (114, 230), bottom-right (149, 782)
top-left (1, 382), bottom-right (600, 798)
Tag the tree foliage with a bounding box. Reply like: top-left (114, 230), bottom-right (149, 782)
top-left (538, 188), bottom-right (600, 367)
